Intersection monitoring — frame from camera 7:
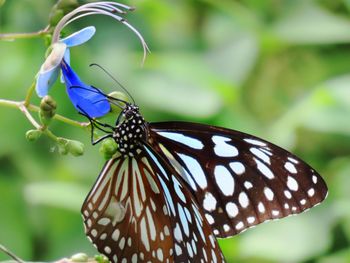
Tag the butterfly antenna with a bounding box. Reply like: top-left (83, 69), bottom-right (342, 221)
top-left (90, 63), bottom-right (135, 104)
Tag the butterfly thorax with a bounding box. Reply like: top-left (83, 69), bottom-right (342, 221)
top-left (112, 104), bottom-right (148, 157)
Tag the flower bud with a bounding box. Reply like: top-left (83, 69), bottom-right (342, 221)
top-left (67, 139), bottom-right (85, 156)
top-left (25, 129), bottom-right (42, 142)
top-left (108, 91), bottom-right (129, 113)
top-left (39, 95), bottom-right (57, 126)
top-left (57, 137), bottom-right (68, 155)
top-left (99, 138), bottom-right (118, 160)
top-left (70, 253), bottom-right (89, 262)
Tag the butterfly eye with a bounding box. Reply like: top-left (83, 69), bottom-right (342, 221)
top-left (124, 110), bottom-right (134, 119)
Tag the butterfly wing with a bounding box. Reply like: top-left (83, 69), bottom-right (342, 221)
top-left (148, 121), bottom-right (328, 238)
top-left (81, 146), bottom-right (225, 262)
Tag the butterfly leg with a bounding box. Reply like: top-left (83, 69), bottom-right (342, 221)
top-left (91, 133), bottom-right (113, 145)
top-left (76, 106), bottom-right (115, 145)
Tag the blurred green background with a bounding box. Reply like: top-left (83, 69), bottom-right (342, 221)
top-left (1, 0), bottom-right (350, 262)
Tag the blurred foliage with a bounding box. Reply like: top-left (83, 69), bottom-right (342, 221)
top-left (0, 0), bottom-right (350, 262)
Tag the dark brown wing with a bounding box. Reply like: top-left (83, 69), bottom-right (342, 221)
top-left (149, 121), bottom-right (328, 238)
top-left (81, 145), bottom-right (225, 262)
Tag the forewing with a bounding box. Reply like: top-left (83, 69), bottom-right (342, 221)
top-left (82, 147), bottom-right (225, 262)
top-left (149, 121), bottom-right (328, 238)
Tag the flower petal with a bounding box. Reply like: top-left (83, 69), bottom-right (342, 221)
top-left (61, 26), bottom-right (96, 47)
top-left (60, 49), bottom-right (70, 83)
top-left (36, 66), bottom-right (60, 97)
top-left (60, 61), bottom-right (110, 118)
top-left (40, 42), bottom-right (66, 73)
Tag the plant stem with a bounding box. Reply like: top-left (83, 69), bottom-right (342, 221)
top-left (0, 243), bottom-right (24, 263)
top-left (19, 104), bottom-right (41, 129)
top-left (24, 81), bottom-right (36, 106)
top-left (0, 99), bottom-right (89, 129)
top-left (0, 27), bottom-right (50, 41)
top-left (27, 104), bottom-right (89, 129)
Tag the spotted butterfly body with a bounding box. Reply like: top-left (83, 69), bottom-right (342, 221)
top-left (81, 104), bottom-right (328, 263)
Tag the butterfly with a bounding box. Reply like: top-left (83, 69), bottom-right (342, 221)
top-left (78, 88), bottom-right (328, 263)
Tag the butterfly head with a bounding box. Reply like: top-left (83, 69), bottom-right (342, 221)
top-left (113, 103), bottom-right (148, 157)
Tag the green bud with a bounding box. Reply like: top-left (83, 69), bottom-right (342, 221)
top-left (67, 140), bottom-right (85, 156)
top-left (108, 91), bottom-right (129, 113)
top-left (70, 253), bottom-right (89, 262)
top-left (57, 137), bottom-right (68, 155)
top-left (39, 95), bottom-right (57, 126)
top-left (26, 129), bottom-right (42, 142)
top-left (99, 138), bottom-right (118, 160)
top-left (0, 0), bottom-right (6, 8)
top-left (95, 254), bottom-right (109, 263)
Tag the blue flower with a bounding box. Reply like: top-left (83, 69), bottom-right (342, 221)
top-left (35, 26), bottom-right (96, 98)
top-left (35, 1), bottom-right (149, 118)
top-left (60, 61), bottom-right (110, 118)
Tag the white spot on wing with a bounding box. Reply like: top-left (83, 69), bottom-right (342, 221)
top-left (272, 210), bottom-right (280, 216)
top-left (288, 156), bottom-right (299, 164)
top-left (158, 132), bottom-right (204, 149)
top-left (244, 138), bottom-right (266, 146)
top-left (287, 176), bottom-right (299, 191)
top-left (203, 192), bottom-right (217, 212)
top-left (223, 224), bottom-right (230, 232)
top-left (226, 202), bottom-right (239, 218)
top-left (178, 153), bottom-right (207, 189)
top-left (212, 135), bottom-right (239, 157)
top-left (238, 192), bottom-right (249, 208)
top-left (244, 181), bottom-right (253, 189)
top-left (308, 188), bottom-right (315, 197)
top-left (205, 213), bottom-right (215, 225)
top-left (214, 165), bottom-right (235, 196)
top-left (284, 161), bottom-right (297, 174)
top-left (250, 147), bottom-right (271, 164)
top-left (140, 217), bottom-right (150, 251)
top-left (247, 216), bottom-right (255, 224)
top-left (178, 204), bottom-right (189, 237)
top-left (284, 190), bottom-right (292, 199)
top-left (255, 158), bottom-right (274, 179)
top-left (235, 221), bottom-right (244, 230)
top-left (264, 187), bottom-right (274, 201)
top-left (229, 161), bottom-right (245, 175)
top-left (258, 202), bottom-right (265, 213)
top-left (173, 175), bottom-right (186, 203)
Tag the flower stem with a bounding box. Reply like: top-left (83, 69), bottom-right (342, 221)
top-left (0, 99), bottom-right (89, 129)
top-left (19, 104), bottom-right (41, 129)
top-left (24, 81), bottom-right (36, 106)
top-left (0, 27), bottom-right (50, 41)
top-left (0, 243), bottom-right (25, 263)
